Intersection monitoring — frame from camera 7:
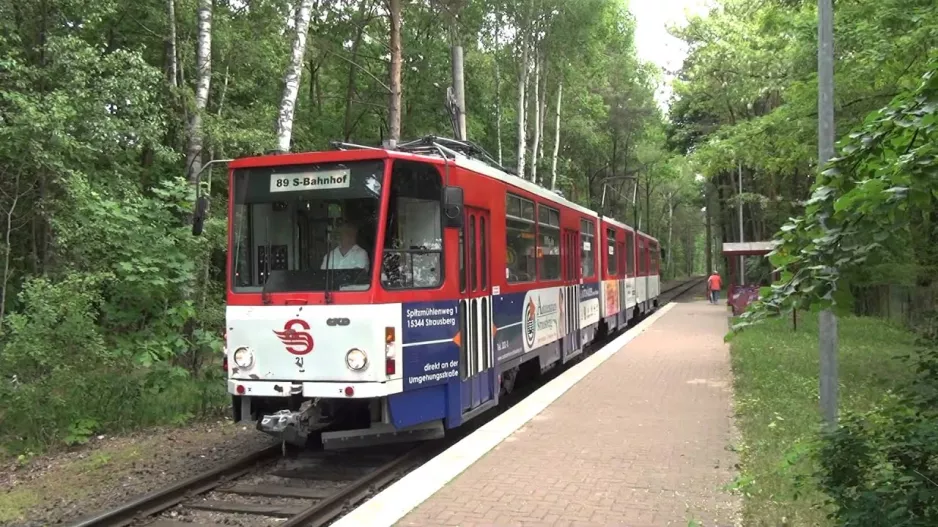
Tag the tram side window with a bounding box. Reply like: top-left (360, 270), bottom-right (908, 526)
top-left (626, 232), bottom-right (634, 276)
top-left (648, 243), bottom-right (654, 275)
top-left (506, 194), bottom-right (536, 283)
top-left (651, 243), bottom-right (659, 275)
top-left (606, 228), bottom-right (618, 276)
top-left (638, 239), bottom-right (646, 275)
top-left (538, 205), bottom-right (561, 280)
top-left (381, 161), bottom-right (443, 289)
top-left (580, 219), bottom-right (595, 278)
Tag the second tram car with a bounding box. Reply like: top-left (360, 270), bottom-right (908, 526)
top-left (195, 137), bottom-right (661, 449)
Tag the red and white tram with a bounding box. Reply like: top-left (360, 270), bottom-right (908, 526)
top-left (192, 137), bottom-right (661, 449)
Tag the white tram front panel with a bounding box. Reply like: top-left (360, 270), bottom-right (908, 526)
top-left (226, 303), bottom-right (403, 396)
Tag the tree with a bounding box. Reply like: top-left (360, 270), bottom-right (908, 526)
top-left (276, 0), bottom-right (316, 152)
top-left (387, 0), bottom-right (403, 144)
top-left (185, 0), bottom-right (213, 186)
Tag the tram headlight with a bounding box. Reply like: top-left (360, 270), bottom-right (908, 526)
top-left (345, 348), bottom-right (368, 371)
top-left (233, 347), bottom-right (255, 369)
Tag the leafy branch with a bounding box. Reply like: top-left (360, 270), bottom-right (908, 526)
top-left (729, 63), bottom-right (938, 337)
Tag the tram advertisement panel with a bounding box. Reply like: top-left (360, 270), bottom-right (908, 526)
top-left (603, 280), bottom-right (620, 317)
top-left (401, 300), bottom-right (459, 390)
top-left (579, 283), bottom-right (600, 328)
top-left (492, 293), bottom-right (524, 362)
top-left (624, 278), bottom-right (637, 308)
top-left (490, 287), bottom-right (565, 361)
top-left (522, 288), bottom-right (563, 352)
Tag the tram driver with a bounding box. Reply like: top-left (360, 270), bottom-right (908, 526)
top-left (321, 222), bottom-right (369, 271)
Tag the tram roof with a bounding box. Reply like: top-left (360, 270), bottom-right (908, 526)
top-left (227, 144), bottom-right (655, 241)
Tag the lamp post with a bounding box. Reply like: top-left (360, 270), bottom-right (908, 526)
top-left (818, 0), bottom-right (838, 429)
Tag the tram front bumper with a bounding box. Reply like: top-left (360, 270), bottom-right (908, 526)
top-left (227, 379), bottom-right (403, 399)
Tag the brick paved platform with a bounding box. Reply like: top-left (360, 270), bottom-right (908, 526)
top-left (398, 297), bottom-right (740, 527)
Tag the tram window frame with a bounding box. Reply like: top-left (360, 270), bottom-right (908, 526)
top-left (650, 242), bottom-right (659, 275)
top-left (469, 215), bottom-right (477, 291)
top-left (506, 193), bottom-right (537, 284)
top-left (626, 231), bottom-right (634, 276)
top-left (617, 240), bottom-right (626, 276)
top-left (606, 227), bottom-right (618, 276)
top-left (580, 218), bottom-right (596, 278)
top-left (480, 216), bottom-right (488, 289)
top-left (380, 160), bottom-right (445, 291)
top-left (459, 227), bottom-right (465, 293)
top-left (537, 204), bottom-right (561, 281)
top-left (638, 239), bottom-right (646, 275)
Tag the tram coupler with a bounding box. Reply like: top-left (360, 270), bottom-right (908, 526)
top-left (257, 401), bottom-right (325, 447)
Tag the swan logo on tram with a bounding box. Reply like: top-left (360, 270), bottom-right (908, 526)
top-left (191, 136), bottom-right (661, 449)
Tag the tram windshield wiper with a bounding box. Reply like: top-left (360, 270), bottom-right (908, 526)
top-left (261, 216), bottom-right (272, 305)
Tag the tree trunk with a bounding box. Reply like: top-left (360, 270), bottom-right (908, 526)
top-left (494, 10), bottom-right (502, 165)
top-left (185, 0), bottom-right (212, 186)
top-left (705, 190), bottom-right (713, 275)
top-left (632, 180), bottom-right (639, 230)
top-left (387, 0), bottom-right (403, 144)
top-left (530, 48), bottom-right (541, 184)
top-left (451, 43), bottom-right (467, 140)
top-left (276, 0), bottom-right (315, 152)
top-left (645, 175), bottom-right (651, 236)
top-left (666, 192), bottom-right (674, 278)
top-left (537, 59), bottom-right (547, 163)
top-left (516, 20), bottom-right (529, 177)
top-left (166, 0), bottom-right (178, 88)
top-left (0, 171), bottom-right (23, 322)
top-left (343, 1), bottom-right (368, 141)
top-left (549, 80), bottom-right (562, 190)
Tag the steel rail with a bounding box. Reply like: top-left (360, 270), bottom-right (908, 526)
top-left (659, 276), bottom-right (705, 298)
top-left (661, 276), bottom-right (706, 301)
top-left (67, 444), bottom-right (282, 527)
top-left (280, 446), bottom-right (430, 527)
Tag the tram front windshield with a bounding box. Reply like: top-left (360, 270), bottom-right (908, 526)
top-left (230, 160), bottom-right (383, 293)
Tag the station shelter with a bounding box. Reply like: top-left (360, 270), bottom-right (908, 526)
top-left (722, 241), bottom-right (779, 316)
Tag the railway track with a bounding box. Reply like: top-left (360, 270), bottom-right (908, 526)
top-left (67, 277), bottom-right (704, 527)
top-left (68, 441), bottom-right (434, 527)
top-left (659, 275), bottom-right (706, 303)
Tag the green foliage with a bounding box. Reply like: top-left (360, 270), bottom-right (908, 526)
top-left (668, 4), bottom-right (938, 524)
top-left (1, 273), bottom-right (108, 382)
top-left (729, 313), bottom-right (915, 525)
top-left (813, 317), bottom-right (938, 526)
top-left (732, 63), bottom-right (938, 335)
top-left (65, 419), bottom-right (99, 446)
top-left (670, 0), bottom-right (938, 275)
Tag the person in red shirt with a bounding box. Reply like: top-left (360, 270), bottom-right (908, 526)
top-left (707, 271), bottom-right (722, 304)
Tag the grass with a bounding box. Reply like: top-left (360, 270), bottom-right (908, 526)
top-left (0, 440), bottom-right (149, 523)
top-left (729, 312), bottom-right (917, 526)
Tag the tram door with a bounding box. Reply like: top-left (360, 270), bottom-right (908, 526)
top-left (562, 228), bottom-right (582, 360)
top-left (459, 207), bottom-right (496, 413)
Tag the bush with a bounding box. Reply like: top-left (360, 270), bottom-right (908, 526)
top-left (0, 176), bottom-right (230, 453)
top-left (814, 314), bottom-right (938, 526)
top-left (1, 273), bottom-right (109, 378)
top-left (0, 272), bottom-right (228, 452)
